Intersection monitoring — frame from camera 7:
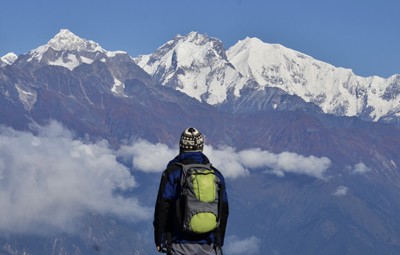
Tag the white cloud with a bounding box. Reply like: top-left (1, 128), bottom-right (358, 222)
top-left (119, 142), bottom-right (251, 178)
top-left (0, 122), bottom-right (332, 237)
top-left (238, 148), bottom-right (331, 179)
top-left (332, 186), bottom-right (349, 196)
top-left (224, 235), bottom-right (261, 255)
top-left (119, 139), bottom-right (177, 173)
top-left (0, 121), bottom-right (151, 235)
top-left (122, 141), bottom-right (331, 180)
top-left (352, 162), bottom-right (372, 174)
top-left (204, 146), bottom-right (250, 178)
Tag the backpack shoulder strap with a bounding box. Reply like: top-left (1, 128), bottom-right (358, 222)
top-left (173, 162), bottom-right (211, 168)
top-left (172, 162), bottom-right (213, 186)
top-left (172, 162), bottom-right (212, 173)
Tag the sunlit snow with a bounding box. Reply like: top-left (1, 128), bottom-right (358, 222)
top-left (15, 85), bottom-right (37, 110)
top-left (0, 52), bottom-right (18, 66)
top-left (17, 29), bottom-right (400, 121)
top-left (111, 77), bottom-right (127, 96)
top-left (135, 32), bottom-right (400, 121)
top-left (226, 37), bottom-right (400, 120)
top-left (135, 31), bottom-right (249, 105)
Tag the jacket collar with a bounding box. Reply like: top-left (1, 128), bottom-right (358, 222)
top-left (167, 151), bottom-right (209, 167)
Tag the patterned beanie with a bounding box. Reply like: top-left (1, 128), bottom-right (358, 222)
top-left (179, 127), bottom-right (204, 152)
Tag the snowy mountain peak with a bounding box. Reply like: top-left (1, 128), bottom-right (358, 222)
top-left (175, 31), bottom-right (216, 45)
top-left (25, 29), bottom-right (128, 71)
top-left (231, 37), bottom-right (287, 54)
top-left (28, 29), bottom-right (106, 62)
top-left (135, 32), bottom-right (227, 73)
top-left (47, 29), bottom-right (104, 52)
top-left (238, 36), bottom-right (266, 47)
top-left (135, 33), bottom-right (400, 122)
top-left (0, 52), bottom-right (18, 66)
top-left (134, 31), bottom-right (249, 105)
top-left (227, 37), bottom-right (317, 81)
top-left (169, 31), bottom-right (227, 61)
top-left (227, 37), bottom-right (400, 121)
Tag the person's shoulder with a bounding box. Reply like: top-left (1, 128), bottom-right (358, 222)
top-left (162, 163), bottom-right (182, 179)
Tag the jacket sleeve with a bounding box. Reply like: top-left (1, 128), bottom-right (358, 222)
top-left (153, 169), bottom-right (175, 245)
top-left (218, 173), bottom-right (229, 246)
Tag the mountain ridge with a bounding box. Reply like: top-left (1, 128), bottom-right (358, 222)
top-left (134, 31), bottom-right (251, 105)
top-left (135, 31), bottom-right (400, 124)
top-left (227, 36), bottom-right (400, 121)
top-left (2, 29), bottom-right (400, 125)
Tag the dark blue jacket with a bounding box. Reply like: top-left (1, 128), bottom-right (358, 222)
top-left (153, 151), bottom-right (229, 246)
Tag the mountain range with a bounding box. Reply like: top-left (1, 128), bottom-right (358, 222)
top-left (134, 31), bottom-right (400, 124)
top-left (0, 29), bottom-right (400, 255)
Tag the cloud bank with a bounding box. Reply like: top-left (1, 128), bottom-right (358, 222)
top-left (0, 123), bottom-right (331, 235)
top-left (0, 122), bottom-right (151, 235)
top-left (125, 142), bottom-right (331, 179)
top-left (235, 148), bottom-right (331, 179)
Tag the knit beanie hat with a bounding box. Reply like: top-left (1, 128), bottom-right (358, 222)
top-left (179, 127), bottom-right (204, 152)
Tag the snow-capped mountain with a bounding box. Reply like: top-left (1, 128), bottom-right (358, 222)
top-left (11, 29), bottom-right (152, 98)
top-left (134, 32), bottom-right (254, 105)
top-left (136, 32), bottom-right (400, 123)
top-left (0, 52), bottom-right (17, 67)
top-left (20, 29), bottom-right (129, 72)
top-left (227, 37), bottom-right (400, 122)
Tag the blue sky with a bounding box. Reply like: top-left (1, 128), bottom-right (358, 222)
top-left (1, 0), bottom-right (399, 78)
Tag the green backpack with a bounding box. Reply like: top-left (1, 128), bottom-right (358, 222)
top-left (175, 163), bottom-right (221, 234)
